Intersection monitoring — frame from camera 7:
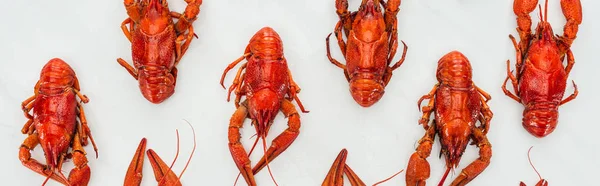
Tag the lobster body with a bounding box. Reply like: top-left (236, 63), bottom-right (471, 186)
top-left (503, 0), bottom-right (581, 137)
top-left (326, 0), bottom-right (407, 107)
top-left (406, 51), bottom-right (493, 186)
top-left (19, 58), bottom-right (97, 186)
top-left (221, 27), bottom-right (308, 186)
top-left (118, 0), bottom-right (202, 103)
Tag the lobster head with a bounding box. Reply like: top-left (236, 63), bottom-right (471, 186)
top-left (139, 0), bottom-right (172, 35)
top-left (439, 118), bottom-right (472, 169)
top-left (247, 89), bottom-right (281, 138)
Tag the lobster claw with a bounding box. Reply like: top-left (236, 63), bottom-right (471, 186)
top-left (147, 149), bottom-right (182, 186)
top-left (124, 138), bottom-right (147, 186)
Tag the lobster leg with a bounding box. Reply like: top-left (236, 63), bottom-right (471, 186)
top-left (326, 33), bottom-right (347, 70)
top-left (287, 68), bottom-right (309, 113)
top-left (120, 18), bottom-right (133, 42)
top-left (335, 0), bottom-right (352, 36)
top-left (384, 0), bottom-right (401, 31)
top-left (19, 133), bottom-right (69, 185)
top-left (226, 63), bottom-right (247, 103)
top-left (67, 130), bottom-right (92, 186)
top-left (123, 0), bottom-right (141, 23)
top-left (475, 85), bottom-right (493, 134)
top-left (228, 103), bottom-right (257, 186)
top-left (147, 149), bottom-right (182, 186)
top-left (564, 49), bottom-right (575, 76)
top-left (502, 60), bottom-right (522, 102)
top-left (174, 24), bottom-right (196, 65)
top-left (333, 21), bottom-right (347, 56)
top-left (559, 0), bottom-right (582, 48)
top-left (220, 53), bottom-right (250, 88)
top-left (417, 84), bottom-right (438, 130)
top-left (252, 99), bottom-right (301, 175)
top-left (560, 81), bottom-right (578, 105)
top-left (76, 101), bottom-right (98, 160)
top-left (449, 128), bottom-right (492, 186)
top-left (406, 124), bottom-right (436, 186)
top-left (117, 58), bottom-right (139, 79)
top-left (513, 0), bottom-right (538, 58)
top-left (173, 0), bottom-right (202, 35)
top-left (21, 94), bottom-right (36, 120)
top-left (322, 149), bottom-right (349, 186)
top-left (124, 138), bottom-right (146, 186)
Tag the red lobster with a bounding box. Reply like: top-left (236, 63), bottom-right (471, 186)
top-left (520, 147), bottom-right (548, 186)
top-left (502, 0), bottom-right (581, 137)
top-left (220, 27), bottom-right (309, 186)
top-left (123, 124), bottom-right (196, 186)
top-left (326, 0), bottom-right (408, 107)
top-left (117, 0), bottom-right (202, 103)
top-left (406, 51), bottom-right (493, 186)
top-left (19, 58), bottom-right (98, 186)
top-left (322, 149), bottom-right (404, 186)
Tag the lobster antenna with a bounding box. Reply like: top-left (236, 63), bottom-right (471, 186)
top-left (168, 130), bottom-right (181, 170)
top-left (527, 146), bottom-right (543, 181)
top-left (178, 119), bottom-right (197, 179)
top-left (41, 173), bottom-right (51, 186)
top-left (373, 169), bottom-right (405, 186)
top-left (538, 4), bottom-right (543, 23)
top-left (157, 129), bottom-right (180, 184)
top-left (262, 137), bottom-right (280, 186)
top-left (438, 166), bottom-right (452, 186)
top-left (233, 134), bottom-right (261, 186)
top-left (544, 0), bottom-right (549, 23)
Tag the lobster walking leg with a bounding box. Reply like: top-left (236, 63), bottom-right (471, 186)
top-left (228, 103), bottom-right (256, 186)
top-left (252, 99), bottom-right (301, 174)
top-left (449, 128), bottom-right (492, 186)
top-left (326, 34), bottom-right (347, 70)
top-left (77, 102), bottom-right (98, 158)
top-left (19, 133), bottom-right (69, 185)
top-left (220, 54), bottom-right (250, 88)
top-left (124, 138), bottom-right (146, 186)
top-left (173, 0), bottom-right (202, 35)
top-left (476, 85), bottom-right (494, 134)
top-left (117, 58), bottom-right (138, 79)
top-left (417, 84), bottom-right (438, 129)
top-left (174, 25), bottom-right (196, 65)
top-left (334, 0), bottom-right (352, 36)
top-left (502, 61), bottom-right (521, 102)
top-left (560, 81), bottom-right (578, 105)
top-left (406, 125), bottom-right (436, 186)
top-left (120, 18), bottom-right (133, 42)
top-left (226, 63), bottom-right (248, 103)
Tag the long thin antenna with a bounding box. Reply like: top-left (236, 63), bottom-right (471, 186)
top-left (373, 169), bottom-right (405, 186)
top-left (262, 138), bottom-right (279, 186)
top-left (438, 166), bottom-right (452, 186)
top-left (544, 0), bottom-right (548, 23)
top-left (168, 130), bottom-right (181, 170)
top-left (179, 119), bottom-right (197, 179)
top-left (527, 146), bottom-right (542, 181)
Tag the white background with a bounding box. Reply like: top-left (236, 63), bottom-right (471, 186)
top-left (0, 0), bottom-right (598, 185)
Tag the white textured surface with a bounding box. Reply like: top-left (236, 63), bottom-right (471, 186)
top-left (0, 0), bottom-right (598, 185)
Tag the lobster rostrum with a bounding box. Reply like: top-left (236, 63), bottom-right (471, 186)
top-left (326, 0), bottom-right (408, 107)
top-left (502, 0), bottom-right (581, 137)
top-left (117, 0), bottom-right (202, 104)
top-left (322, 149), bottom-right (404, 186)
top-left (220, 27), bottom-right (309, 186)
top-left (123, 124), bottom-right (196, 186)
top-left (19, 58), bottom-right (98, 186)
top-left (406, 51), bottom-right (493, 186)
